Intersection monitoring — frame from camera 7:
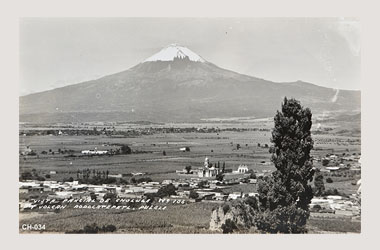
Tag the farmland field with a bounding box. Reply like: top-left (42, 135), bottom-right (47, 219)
top-left (19, 116), bottom-right (361, 233)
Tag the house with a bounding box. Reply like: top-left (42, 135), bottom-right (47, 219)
top-left (233, 165), bottom-right (249, 174)
top-left (248, 179), bottom-right (257, 184)
top-left (228, 192), bottom-right (242, 200)
top-left (247, 192), bottom-right (259, 197)
top-left (214, 193), bottom-right (228, 201)
top-left (131, 172), bottom-right (145, 176)
top-left (108, 174), bottom-right (122, 178)
top-left (19, 188), bottom-right (29, 194)
top-left (326, 166), bottom-right (340, 172)
top-left (81, 149), bottom-right (108, 155)
top-left (19, 145), bottom-right (32, 156)
top-left (179, 147), bottom-right (190, 152)
top-left (162, 180), bottom-right (173, 185)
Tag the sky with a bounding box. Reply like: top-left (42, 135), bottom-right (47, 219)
top-left (19, 17), bottom-right (360, 96)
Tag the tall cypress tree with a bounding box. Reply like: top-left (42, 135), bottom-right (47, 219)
top-left (255, 97), bottom-right (315, 233)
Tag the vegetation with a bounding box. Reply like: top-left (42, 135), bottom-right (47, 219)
top-left (120, 144), bottom-right (132, 154)
top-left (222, 204), bottom-right (231, 214)
top-left (19, 112), bottom-right (360, 234)
top-left (198, 180), bottom-right (208, 188)
top-left (189, 190), bottom-right (199, 199)
top-left (307, 218), bottom-right (360, 233)
top-left (326, 177), bottom-right (333, 183)
top-left (248, 170), bottom-right (256, 179)
top-left (66, 223), bottom-right (117, 234)
top-left (255, 97), bottom-right (314, 233)
top-left (322, 158), bottom-right (330, 166)
top-left (314, 169), bottom-right (325, 196)
top-left (216, 173), bottom-right (224, 181)
top-left (131, 177), bottom-right (152, 184)
top-left (185, 165), bottom-right (192, 174)
top-left (221, 219), bottom-right (237, 234)
top-left (158, 184), bottom-right (177, 197)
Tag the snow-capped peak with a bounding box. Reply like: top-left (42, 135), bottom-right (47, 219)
top-left (144, 44), bottom-right (206, 63)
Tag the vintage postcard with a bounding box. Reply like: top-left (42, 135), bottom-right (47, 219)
top-left (18, 17), bottom-right (361, 234)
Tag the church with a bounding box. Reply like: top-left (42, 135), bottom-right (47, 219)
top-left (197, 157), bottom-right (220, 178)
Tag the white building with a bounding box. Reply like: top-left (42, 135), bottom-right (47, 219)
top-left (81, 149), bottom-right (108, 155)
top-left (233, 165), bottom-right (249, 174)
top-left (197, 157), bottom-right (220, 178)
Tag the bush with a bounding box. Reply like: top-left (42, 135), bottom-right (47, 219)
top-left (189, 190), bottom-right (199, 199)
top-left (322, 159), bottom-right (330, 166)
top-left (198, 180), bottom-right (208, 188)
top-left (185, 165), bottom-right (192, 174)
top-left (20, 172), bottom-right (33, 180)
top-left (132, 177), bottom-right (152, 184)
top-left (221, 219), bottom-right (237, 234)
top-left (120, 145), bottom-right (132, 154)
top-left (156, 184), bottom-right (177, 198)
top-left (326, 177), bottom-right (333, 183)
top-left (45, 174), bottom-right (51, 179)
top-left (216, 173), bottom-right (224, 181)
top-left (311, 204), bottom-right (322, 212)
top-left (36, 176), bottom-right (45, 181)
top-left (63, 177), bottom-right (74, 182)
top-left (324, 188), bottom-right (340, 196)
top-left (249, 172), bottom-right (257, 179)
top-left (223, 204), bottom-right (230, 214)
top-left (245, 196), bottom-right (258, 209)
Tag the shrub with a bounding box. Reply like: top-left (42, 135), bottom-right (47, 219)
top-left (221, 219), bottom-right (237, 234)
top-left (326, 177), bottom-right (333, 183)
top-left (120, 145), bottom-right (132, 154)
top-left (249, 171), bottom-right (257, 179)
top-left (223, 204), bottom-right (231, 214)
top-left (322, 159), bottom-right (330, 166)
top-left (185, 165), bottom-right (192, 174)
top-left (36, 176), bottom-right (45, 181)
top-left (198, 180), bottom-right (208, 188)
top-left (314, 204), bottom-right (322, 210)
top-left (324, 188), bottom-right (340, 196)
top-left (189, 190), bottom-right (199, 199)
top-left (63, 177), bottom-right (74, 182)
top-left (156, 184), bottom-right (177, 198)
top-left (216, 173), bottom-right (224, 181)
top-left (245, 196), bottom-right (258, 209)
top-left (20, 172), bottom-right (33, 180)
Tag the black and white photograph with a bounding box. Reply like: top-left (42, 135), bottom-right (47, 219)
top-left (17, 17), bottom-right (362, 234)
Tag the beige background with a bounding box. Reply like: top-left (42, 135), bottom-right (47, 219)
top-left (0, 0), bottom-right (377, 249)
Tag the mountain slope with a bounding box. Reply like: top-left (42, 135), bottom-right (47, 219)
top-left (20, 44), bottom-right (361, 123)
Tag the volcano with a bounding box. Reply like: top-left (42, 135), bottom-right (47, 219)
top-left (20, 44), bottom-right (361, 123)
